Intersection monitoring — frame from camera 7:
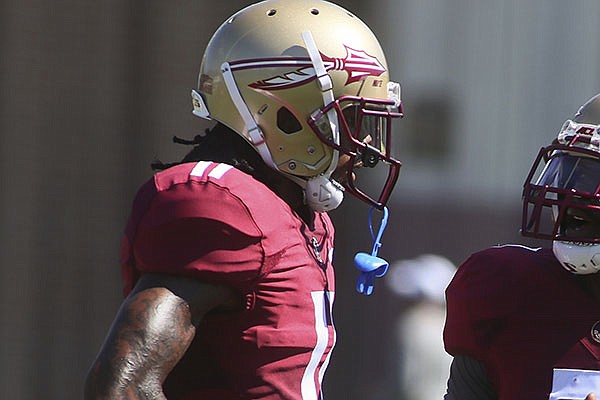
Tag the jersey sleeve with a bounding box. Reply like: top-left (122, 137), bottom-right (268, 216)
top-left (443, 248), bottom-right (523, 360)
top-left (444, 355), bottom-right (497, 400)
top-left (122, 175), bottom-right (265, 290)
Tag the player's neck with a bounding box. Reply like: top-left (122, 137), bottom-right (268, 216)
top-left (273, 176), bottom-right (314, 224)
top-left (256, 166), bottom-right (313, 223)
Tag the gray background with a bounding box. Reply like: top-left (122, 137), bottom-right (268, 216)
top-left (1, 0), bottom-right (599, 398)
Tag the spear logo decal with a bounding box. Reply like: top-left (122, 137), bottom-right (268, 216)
top-left (228, 45), bottom-right (386, 91)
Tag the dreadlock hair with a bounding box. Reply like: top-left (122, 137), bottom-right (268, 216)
top-left (151, 123), bottom-right (278, 188)
top-left (153, 123), bottom-right (313, 223)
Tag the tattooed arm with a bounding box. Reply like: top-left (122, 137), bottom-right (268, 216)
top-left (84, 273), bottom-right (236, 400)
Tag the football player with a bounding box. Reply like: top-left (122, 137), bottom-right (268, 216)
top-left (84, 1), bottom-right (403, 399)
top-left (443, 93), bottom-right (600, 399)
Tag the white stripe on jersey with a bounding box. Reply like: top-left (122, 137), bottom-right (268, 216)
top-left (317, 291), bottom-right (335, 396)
top-left (208, 163), bottom-right (233, 179)
top-left (301, 291), bottom-right (336, 400)
top-left (492, 243), bottom-right (542, 252)
top-left (190, 161), bottom-right (233, 180)
top-left (190, 161), bottom-right (212, 178)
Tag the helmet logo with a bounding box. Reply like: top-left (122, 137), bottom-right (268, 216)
top-left (576, 126), bottom-right (597, 135)
top-left (592, 320), bottom-right (600, 343)
top-left (229, 45), bottom-right (386, 91)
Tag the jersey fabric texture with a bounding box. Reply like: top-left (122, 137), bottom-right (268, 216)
top-left (120, 161), bottom-right (337, 400)
top-left (444, 245), bottom-right (600, 399)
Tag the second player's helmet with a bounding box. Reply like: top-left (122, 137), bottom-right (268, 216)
top-left (192, 0), bottom-right (403, 212)
top-left (522, 93), bottom-right (600, 274)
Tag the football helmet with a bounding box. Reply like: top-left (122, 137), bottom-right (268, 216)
top-left (521, 93), bottom-right (600, 274)
top-left (191, 0), bottom-right (403, 212)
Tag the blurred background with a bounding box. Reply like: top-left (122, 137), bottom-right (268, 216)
top-left (1, 0), bottom-right (599, 398)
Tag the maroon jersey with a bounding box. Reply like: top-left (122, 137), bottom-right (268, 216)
top-left (444, 245), bottom-right (600, 399)
top-left (120, 161), bottom-right (336, 400)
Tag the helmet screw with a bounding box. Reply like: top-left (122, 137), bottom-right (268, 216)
top-left (307, 146), bottom-right (316, 154)
top-left (288, 162), bottom-right (296, 170)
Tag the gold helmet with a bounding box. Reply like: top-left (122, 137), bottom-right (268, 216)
top-left (192, 0), bottom-right (403, 211)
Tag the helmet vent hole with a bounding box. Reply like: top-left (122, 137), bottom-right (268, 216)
top-left (267, 9), bottom-right (277, 16)
top-left (310, 8), bottom-right (320, 15)
top-left (277, 107), bottom-right (302, 134)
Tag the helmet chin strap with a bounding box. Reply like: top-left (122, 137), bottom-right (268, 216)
top-left (220, 62), bottom-right (279, 171)
top-left (301, 30), bottom-right (340, 178)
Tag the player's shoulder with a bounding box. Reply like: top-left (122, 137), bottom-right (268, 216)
top-left (447, 244), bottom-right (557, 296)
top-left (445, 245), bottom-right (556, 337)
top-left (464, 244), bottom-right (554, 274)
top-left (136, 161), bottom-right (282, 207)
top-left (152, 161), bottom-right (264, 193)
top-left (126, 161), bottom-right (293, 237)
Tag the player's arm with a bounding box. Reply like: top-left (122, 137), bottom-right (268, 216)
top-left (444, 355), bottom-right (498, 400)
top-left (84, 272), bottom-right (236, 400)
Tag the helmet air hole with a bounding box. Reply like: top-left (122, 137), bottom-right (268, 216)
top-left (267, 9), bottom-right (277, 16)
top-left (310, 9), bottom-right (320, 15)
top-left (277, 107), bottom-right (302, 134)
